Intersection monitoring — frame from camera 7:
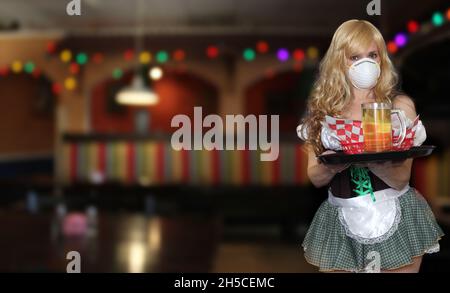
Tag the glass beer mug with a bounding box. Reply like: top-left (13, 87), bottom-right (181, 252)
top-left (361, 102), bottom-right (407, 152)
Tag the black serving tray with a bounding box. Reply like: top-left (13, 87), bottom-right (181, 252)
top-left (318, 145), bottom-right (435, 165)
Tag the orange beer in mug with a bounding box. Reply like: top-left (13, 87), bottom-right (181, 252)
top-left (362, 103), bottom-right (406, 152)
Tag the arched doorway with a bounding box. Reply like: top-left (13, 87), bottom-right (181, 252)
top-left (90, 67), bottom-right (219, 134)
top-left (0, 73), bottom-right (55, 180)
top-left (244, 68), bottom-right (316, 134)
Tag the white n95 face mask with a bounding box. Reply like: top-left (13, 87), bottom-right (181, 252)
top-left (347, 58), bottom-right (381, 89)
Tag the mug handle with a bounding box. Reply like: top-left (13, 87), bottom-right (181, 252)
top-left (391, 109), bottom-right (407, 147)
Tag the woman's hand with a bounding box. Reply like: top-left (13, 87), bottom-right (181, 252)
top-left (366, 159), bottom-right (412, 190)
top-left (306, 148), bottom-right (349, 188)
top-left (366, 160), bottom-right (403, 173)
top-left (319, 150), bottom-right (351, 175)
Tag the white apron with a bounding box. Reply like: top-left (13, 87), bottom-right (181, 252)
top-left (328, 185), bottom-right (410, 244)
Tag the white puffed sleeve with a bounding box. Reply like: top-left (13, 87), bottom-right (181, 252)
top-left (414, 120), bottom-right (427, 146)
top-left (320, 126), bottom-right (342, 151)
top-left (296, 123), bottom-right (342, 150)
top-left (296, 124), bottom-right (309, 141)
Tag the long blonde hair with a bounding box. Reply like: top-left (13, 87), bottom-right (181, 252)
top-left (301, 20), bottom-right (399, 155)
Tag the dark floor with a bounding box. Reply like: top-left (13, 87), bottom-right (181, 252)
top-left (1, 191), bottom-right (449, 273)
top-left (0, 208), bottom-right (319, 273)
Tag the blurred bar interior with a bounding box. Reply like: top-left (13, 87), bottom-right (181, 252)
top-left (0, 0), bottom-right (449, 272)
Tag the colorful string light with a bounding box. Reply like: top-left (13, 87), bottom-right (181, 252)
top-left (156, 50), bottom-right (169, 63)
top-left (432, 12), bottom-right (444, 26)
top-left (64, 77), bottom-right (77, 91)
top-left (60, 50), bottom-right (72, 63)
top-left (206, 45), bottom-right (219, 59)
top-left (24, 62), bottom-right (35, 74)
top-left (92, 53), bottom-right (104, 64)
top-left (11, 60), bottom-right (23, 73)
top-left (46, 41), bottom-right (57, 55)
top-left (76, 53), bottom-right (88, 65)
top-left (276, 48), bottom-right (289, 62)
top-left (256, 41), bottom-right (269, 54)
top-left (388, 7), bottom-right (449, 54)
top-left (139, 51), bottom-right (151, 64)
top-left (52, 83), bottom-right (62, 95)
top-left (69, 62), bottom-right (80, 75)
top-left (173, 49), bottom-right (186, 61)
top-left (293, 49), bottom-right (305, 61)
top-left (112, 68), bottom-right (123, 80)
top-left (387, 41), bottom-right (398, 54)
top-left (243, 48), bottom-right (256, 61)
top-left (394, 33), bottom-right (408, 47)
top-left (123, 49), bottom-right (135, 61)
top-left (407, 20), bottom-right (419, 33)
top-left (307, 47), bottom-right (319, 60)
top-left (0, 66), bottom-right (9, 76)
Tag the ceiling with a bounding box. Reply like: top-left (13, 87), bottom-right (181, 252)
top-left (0, 0), bottom-right (447, 38)
top-left (0, 0), bottom-right (365, 36)
top-left (0, 0), bottom-right (445, 35)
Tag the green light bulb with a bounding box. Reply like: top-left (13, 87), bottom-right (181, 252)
top-left (243, 48), bottom-right (256, 61)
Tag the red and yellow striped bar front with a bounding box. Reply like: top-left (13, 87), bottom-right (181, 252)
top-left (61, 139), bottom-right (310, 187)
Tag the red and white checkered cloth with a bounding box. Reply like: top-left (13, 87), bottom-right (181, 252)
top-left (324, 116), bottom-right (364, 143)
top-left (322, 114), bottom-right (422, 154)
top-left (392, 115), bottom-right (420, 150)
top-left (323, 116), bottom-right (364, 154)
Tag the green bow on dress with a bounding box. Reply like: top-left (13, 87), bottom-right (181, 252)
top-left (350, 165), bottom-right (376, 202)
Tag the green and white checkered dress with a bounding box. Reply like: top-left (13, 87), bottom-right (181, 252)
top-left (301, 187), bottom-right (444, 272)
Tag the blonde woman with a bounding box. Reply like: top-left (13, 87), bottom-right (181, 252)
top-left (298, 20), bottom-right (444, 273)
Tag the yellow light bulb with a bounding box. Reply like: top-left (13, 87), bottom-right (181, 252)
top-left (11, 61), bottom-right (23, 73)
top-left (64, 77), bottom-right (77, 90)
top-left (60, 50), bottom-right (72, 63)
top-left (307, 47), bottom-right (319, 60)
top-left (139, 51), bottom-right (152, 64)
